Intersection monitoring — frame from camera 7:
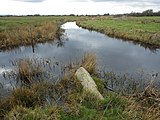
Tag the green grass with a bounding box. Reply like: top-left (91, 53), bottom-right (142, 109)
top-left (92, 76), bottom-right (105, 94)
top-left (5, 105), bottom-right (61, 120)
top-left (0, 56), bottom-right (128, 120)
top-left (77, 16), bottom-right (160, 47)
top-left (1, 53), bottom-right (160, 120)
top-left (0, 16), bottom-right (88, 31)
top-left (3, 91), bottom-right (127, 120)
top-left (0, 19), bottom-right (61, 50)
top-left (0, 16), bottom-right (88, 51)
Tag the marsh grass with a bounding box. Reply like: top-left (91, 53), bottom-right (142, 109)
top-left (57, 52), bottom-right (97, 76)
top-left (11, 82), bottom-right (49, 108)
top-left (3, 57), bottom-right (63, 87)
top-left (0, 53), bottom-right (127, 119)
top-left (7, 58), bottom-right (45, 87)
top-left (3, 52), bottom-right (96, 89)
top-left (5, 105), bottom-right (61, 120)
top-left (0, 21), bottom-right (62, 51)
top-left (80, 53), bottom-right (96, 75)
top-left (0, 16), bottom-right (89, 51)
top-left (98, 70), bottom-right (159, 94)
top-left (17, 59), bottom-right (44, 86)
top-left (125, 85), bottom-right (160, 120)
top-left (77, 16), bottom-right (160, 48)
top-left (62, 91), bottom-right (127, 120)
top-left (0, 82), bottom-right (49, 116)
top-left (1, 53), bottom-right (160, 119)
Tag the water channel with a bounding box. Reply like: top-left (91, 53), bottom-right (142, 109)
top-left (0, 22), bottom-right (160, 86)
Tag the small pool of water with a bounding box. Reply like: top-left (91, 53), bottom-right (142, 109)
top-left (0, 22), bottom-right (160, 85)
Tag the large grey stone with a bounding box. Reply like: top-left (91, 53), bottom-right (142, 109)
top-left (75, 67), bottom-right (104, 100)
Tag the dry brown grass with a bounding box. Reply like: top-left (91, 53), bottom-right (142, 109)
top-left (0, 82), bottom-right (50, 118)
top-left (0, 21), bottom-right (61, 50)
top-left (11, 82), bottom-right (48, 108)
top-left (17, 59), bottom-right (44, 86)
top-left (125, 85), bottom-right (160, 120)
top-left (80, 53), bottom-right (96, 75)
top-left (5, 105), bottom-right (61, 120)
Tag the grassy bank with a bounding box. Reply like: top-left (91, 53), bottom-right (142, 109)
top-left (77, 16), bottom-right (160, 47)
top-left (0, 16), bottom-right (87, 51)
top-left (0, 53), bottom-right (160, 120)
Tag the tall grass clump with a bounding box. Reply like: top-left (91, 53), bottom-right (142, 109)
top-left (11, 82), bottom-right (49, 108)
top-left (80, 53), bottom-right (96, 75)
top-left (14, 58), bottom-right (45, 86)
top-left (4, 57), bottom-right (61, 87)
top-left (59, 52), bottom-right (97, 76)
top-left (0, 82), bottom-right (54, 118)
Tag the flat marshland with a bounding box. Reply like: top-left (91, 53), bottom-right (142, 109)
top-left (0, 54), bottom-right (160, 120)
top-left (77, 16), bottom-right (160, 47)
top-left (0, 16), bottom-right (160, 120)
top-left (0, 16), bottom-right (87, 51)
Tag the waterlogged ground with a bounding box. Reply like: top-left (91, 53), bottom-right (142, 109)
top-left (0, 22), bottom-right (160, 85)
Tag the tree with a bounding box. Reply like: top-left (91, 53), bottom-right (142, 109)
top-left (142, 9), bottom-right (153, 16)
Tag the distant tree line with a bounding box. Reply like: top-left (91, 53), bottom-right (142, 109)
top-left (127, 9), bottom-right (160, 16)
top-left (0, 9), bottom-right (159, 17)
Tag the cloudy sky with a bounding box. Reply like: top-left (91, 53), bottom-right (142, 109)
top-left (0, 0), bottom-right (159, 15)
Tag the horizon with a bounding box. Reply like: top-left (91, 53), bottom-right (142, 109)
top-left (0, 0), bottom-right (160, 15)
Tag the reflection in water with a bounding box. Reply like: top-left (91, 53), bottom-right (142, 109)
top-left (61, 22), bottom-right (81, 29)
top-left (56, 39), bottom-right (66, 47)
top-left (85, 27), bottom-right (160, 53)
top-left (31, 43), bottom-right (35, 53)
top-left (127, 40), bottom-right (160, 54)
top-left (0, 22), bottom-right (160, 84)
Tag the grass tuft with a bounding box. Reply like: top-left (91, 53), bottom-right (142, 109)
top-left (81, 53), bottom-right (96, 75)
top-left (5, 105), bottom-right (61, 120)
top-left (16, 59), bottom-right (44, 86)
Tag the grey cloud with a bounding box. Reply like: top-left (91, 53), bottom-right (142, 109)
top-left (14, 0), bottom-right (45, 2)
top-left (91, 0), bottom-right (160, 9)
top-left (92, 0), bottom-right (129, 1)
top-left (91, 0), bottom-right (160, 4)
top-left (72, 0), bottom-right (90, 1)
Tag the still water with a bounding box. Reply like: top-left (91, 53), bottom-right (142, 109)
top-left (0, 22), bottom-right (160, 83)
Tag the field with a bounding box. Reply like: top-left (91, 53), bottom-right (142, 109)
top-left (1, 16), bottom-right (159, 50)
top-left (0, 53), bottom-right (160, 120)
top-left (0, 16), bottom-right (87, 51)
top-left (77, 16), bottom-right (160, 47)
top-left (0, 16), bottom-right (160, 120)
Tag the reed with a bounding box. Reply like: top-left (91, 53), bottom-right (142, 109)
top-left (16, 58), bottom-right (45, 86)
top-left (80, 53), bottom-right (96, 75)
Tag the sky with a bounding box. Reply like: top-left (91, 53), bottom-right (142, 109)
top-left (0, 0), bottom-right (160, 15)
